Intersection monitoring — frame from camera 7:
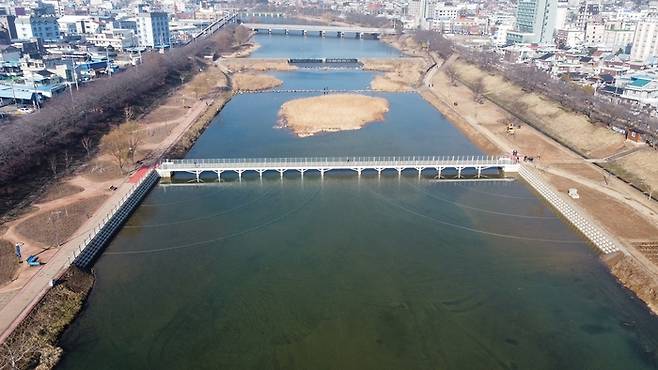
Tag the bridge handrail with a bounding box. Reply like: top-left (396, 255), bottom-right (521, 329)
top-left (159, 156), bottom-right (515, 168)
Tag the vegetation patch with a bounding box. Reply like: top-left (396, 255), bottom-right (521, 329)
top-left (278, 94), bottom-right (389, 137)
top-left (232, 73), bottom-right (283, 91)
top-left (0, 267), bottom-right (93, 369)
top-left (0, 239), bottom-right (17, 285)
top-left (15, 195), bottom-right (108, 248)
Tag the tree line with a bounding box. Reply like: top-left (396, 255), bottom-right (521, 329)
top-left (0, 25), bottom-right (240, 213)
top-left (414, 31), bottom-right (658, 144)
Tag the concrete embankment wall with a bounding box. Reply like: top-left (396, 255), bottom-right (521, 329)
top-left (73, 169), bottom-right (159, 269)
top-left (518, 165), bottom-right (621, 254)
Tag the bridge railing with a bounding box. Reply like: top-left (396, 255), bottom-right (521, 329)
top-left (159, 156), bottom-right (515, 169)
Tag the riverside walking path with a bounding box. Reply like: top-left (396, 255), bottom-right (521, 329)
top-left (0, 177), bottom-right (141, 342)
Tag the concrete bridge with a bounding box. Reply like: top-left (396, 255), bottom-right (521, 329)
top-left (240, 11), bottom-right (286, 18)
top-left (242, 23), bottom-right (396, 38)
top-left (190, 13), bottom-right (238, 42)
top-left (156, 156), bottom-right (519, 181)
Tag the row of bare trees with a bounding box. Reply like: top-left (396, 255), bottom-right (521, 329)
top-left (416, 30), bottom-right (658, 141)
top-left (0, 26), bottom-right (240, 194)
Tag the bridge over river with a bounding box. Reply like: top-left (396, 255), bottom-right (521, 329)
top-left (156, 156), bottom-right (519, 181)
top-left (242, 23), bottom-right (397, 38)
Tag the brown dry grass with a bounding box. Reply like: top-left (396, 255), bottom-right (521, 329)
top-left (222, 58), bottom-right (297, 72)
top-left (615, 148), bottom-right (658, 191)
top-left (544, 173), bottom-right (658, 240)
top-left (83, 160), bottom-right (123, 182)
top-left (452, 61), bottom-right (626, 158)
top-left (362, 58), bottom-right (427, 87)
top-left (0, 239), bottom-right (17, 284)
top-left (278, 94), bottom-right (389, 137)
top-left (370, 75), bottom-right (412, 92)
top-left (38, 183), bottom-right (84, 203)
top-left (15, 195), bottom-right (109, 248)
top-left (232, 73), bottom-right (282, 91)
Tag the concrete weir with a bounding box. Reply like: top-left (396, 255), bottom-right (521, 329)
top-left (73, 169), bottom-right (160, 270)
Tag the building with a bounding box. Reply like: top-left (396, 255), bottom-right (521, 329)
top-left (15, 15), bottom-right (60, 42)
top-left (631, 16), bottom-right (658, 62)
top-left (506, 0), bottom-right (558, 44)
top-left (584, 21), bottom-right (604, 45)
top-left (136, 11), bottom-right (170, 48)
top-left (602, 20), bottom-right (634, 52)
top-left (86, 28), bottom-right (137, 51)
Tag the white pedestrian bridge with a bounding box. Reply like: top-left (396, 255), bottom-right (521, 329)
top-left (156, 156), bottom-right (519, 181)
top-left (242, 23), bottom-right (397, 37)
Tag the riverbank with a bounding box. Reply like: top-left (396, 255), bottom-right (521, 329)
top-left (0, 40), bottom-right (254, 368)
top-left (410, 47), bottom-right (658, 315)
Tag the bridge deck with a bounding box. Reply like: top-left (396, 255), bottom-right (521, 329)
top-left (243, 23), bottom-right (396, 35)
top-left (157, 156), bottom-right (519, 179)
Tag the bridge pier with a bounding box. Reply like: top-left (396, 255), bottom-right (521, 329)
top-left (298, 169), bottom-right (307, 178)
top-left (268, 28), bottom-right (272, 34)
top-left (415, 167), bottom-right (424, 178)
top-left (319, 30), bottom-right (325, 37)
top-left (237, 170), bottom-right (245, 181)
top-left (337, 31), bottom-right (344, 38)
top-left (477, 167), bottom-right (482, 178)
top-left (277, 169), bottom-right (285, 179)
top-left (194, 170), bottom-right (201, 182)
top-left (457, 167), bottom-right (463, 178)
top-left (284, 29), bottom-right (288, 35)
top-left (376, 168), bottom-right (383, 176)
top-left (302, 30), bottom-right (306, 36)
top-left (257, 169), bottom-right (264, 179)
top-left (396, 167), bottom-right (403, 176)
top-left (436, 167), bottom-right (443, 179)
top-left (214, 170), bottom-right (223, 181)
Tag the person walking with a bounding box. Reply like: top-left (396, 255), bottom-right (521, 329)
top-left (15, 242), bottom-right (23, 263)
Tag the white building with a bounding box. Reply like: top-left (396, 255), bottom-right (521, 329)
top-left (137, 11), bottom-right (170, 48)
top-left (602, 20), bottom-right (635, 51)
top-left (584, 21), bottom-right (604, 45)
top-left (58, 15), bottom-right (101, 35)
top-left (507, 0), bottom-right (558, 44)
top-left (15, 15), bottom-right (60, 42)
top-left (86, 28), bottom-right (137, 50)
top-left (631, 15), bottom-right (658, 62)
top-left (432, 2), bottom-right (459, 20)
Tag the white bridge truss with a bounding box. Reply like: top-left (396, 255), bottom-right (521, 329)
top-left (156, 156), bottom-right (519, 181)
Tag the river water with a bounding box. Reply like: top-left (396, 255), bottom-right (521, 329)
top-left (57, 34), bottom-right (658, 370)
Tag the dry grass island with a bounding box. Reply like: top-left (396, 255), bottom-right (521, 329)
top-left (232, 73), bottom-right (283, 91)
top-left (278, 94), bottom-right (389, 137)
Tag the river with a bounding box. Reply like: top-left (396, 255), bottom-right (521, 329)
top-left (57, 32), bottom-right (658, 370)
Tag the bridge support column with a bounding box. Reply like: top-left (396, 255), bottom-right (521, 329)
top-left (299, 169), bottom-right (306, 178)
top-left (376, 168), bottom-right (383, 177)
top-left (337, 31), bottom-right (344, 38)
top-left (195, 170), bottom-right (201, 182)
top-left (436, 167), bottom-right (442, 179)
top-left (237, 170), bottom-right (244, 181)
top-left (477, 167), bottom-right (482, 178)
top-left (320, 169), bottom-right (327, 178)
top-left (268, 28), bottom-right (272, 34)
top-left (416, 167), bottom-right (423, 178)
top-left (357, 32), bottom-right (364, 39)
top-left (302, 29), bottom-right (306, 36)
top-left (257, 169), bottom-right (264, 179)
top-left (396, 168), bottom-right (403, 176)
top-left (457, 167), bottom-right (463, 178)
top-left (278, 169), bottom-right (285, 179)
top-left (215, 170), bottom-right (223, 181)
top-left (319, 30), bottom-right (324, 37)
top-left (284, 29), bottom-right (288, 35)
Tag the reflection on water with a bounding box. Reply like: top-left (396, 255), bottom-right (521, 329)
top-left (250, 34), bottom-right (401, 59)
top-left (58, 69), bottom-right (658, 369)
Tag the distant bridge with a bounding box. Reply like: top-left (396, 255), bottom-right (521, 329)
top-left (189, 13), bottom-right (238, 43)
top-left (242, 23), bottom-right (396, 38)
top-left (156, 156), bottom-right (519, 181)
top-left (235, 89), bottom-right (417, 94)
top-left (239, 11), bottom-right (286, 18)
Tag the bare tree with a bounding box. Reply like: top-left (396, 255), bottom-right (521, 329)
top-left (445, 65), bottom-right (459, 86)
top-left (234, 25), bottom-right (252, 45)
top-left (47, 155), bottom-right (57, 176)
top-left (471, 77), bottom-right (485, 104)
top-left (63, 149), bottom-right (72, 169)
top-left (81, 136), bottom-right (93, 157)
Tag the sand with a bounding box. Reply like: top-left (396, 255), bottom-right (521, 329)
top-left (278, 94), bottom-right (389, 137)
top-left (221, 58), bottom-right (298, 72)
top-left (370, 75), bottom-right (412, 92)
top-left (232, 73), bottom-right (282, 91)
